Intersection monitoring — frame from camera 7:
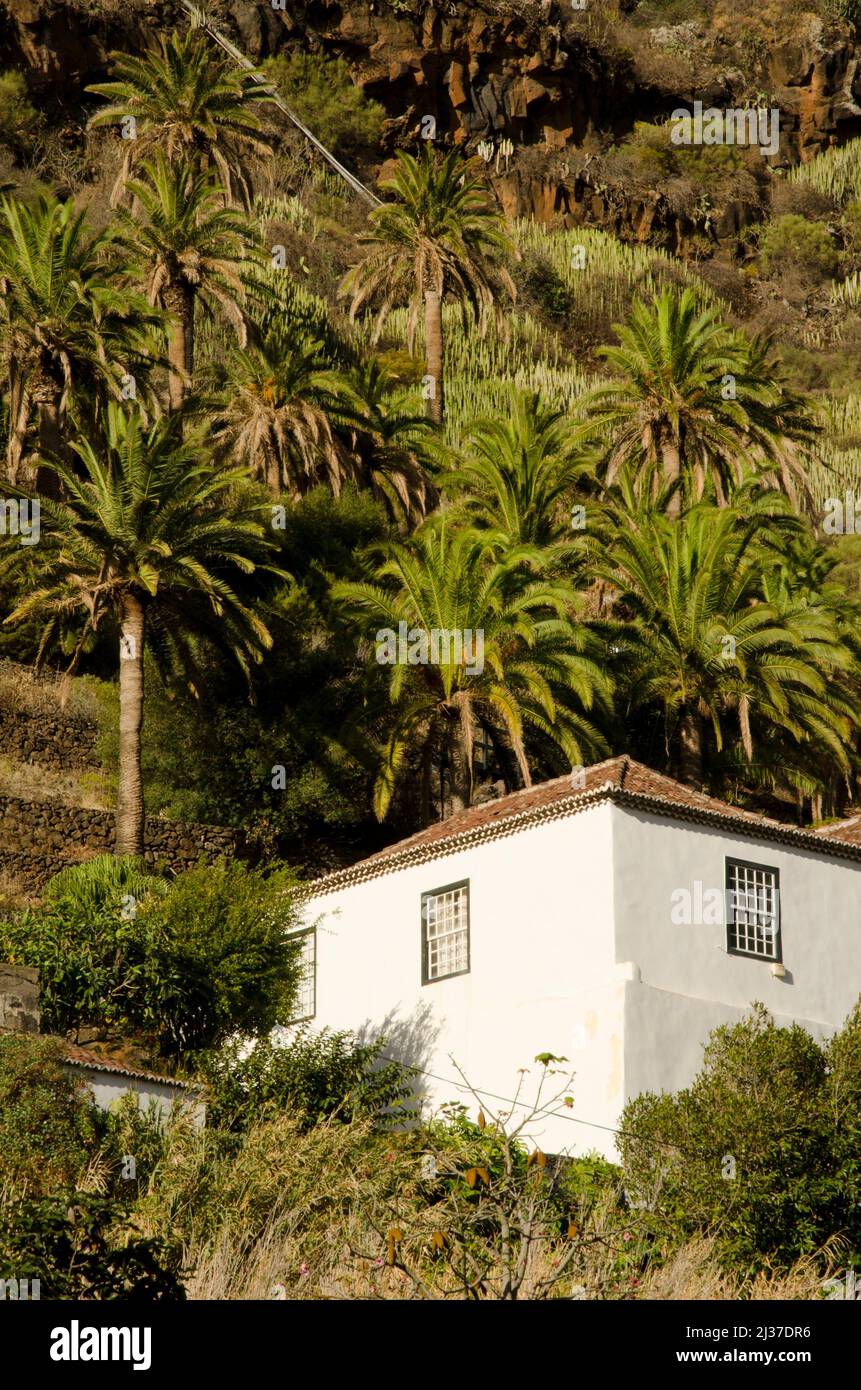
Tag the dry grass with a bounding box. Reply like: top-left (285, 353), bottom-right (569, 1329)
top-left (0, 869), bottom-right (36, 913)
top-left (0, 661), bottom-right (103, 724)
top-left (637, 1236), bottom-right (841, 1301)
top-left (0, 757), bottom-right (111, 809)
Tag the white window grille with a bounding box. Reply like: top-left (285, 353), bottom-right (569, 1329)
top-left (726, 860), bottom-right (781, 961)
top-left (289, 929), bottom-right (316, 1020)
top-left (422, 881), bottom-right (469, 983)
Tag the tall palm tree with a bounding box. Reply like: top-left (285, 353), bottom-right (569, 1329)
top-left (119, 154), bottom-right (253, 410)
top-left (0, 195), bottom-right (162, 484)
top-left (341, 146), bottom-right (515, 424)
top-left (5, 404), bottom-right (279, 856)
top-left (444, 389), bottom-right (591, 554)
top-left (87, 28), bottom-right (273, 208)
top-left (580, 289), bottom-right (820, 513)
top-left (211, 323), bottom-right (358, 497)
top-left (599, 504), bottom-right (856, 788)
top-left (343, 359), bottom-right (439, 525)
top-left (333, 519), bottom-right (611, 821)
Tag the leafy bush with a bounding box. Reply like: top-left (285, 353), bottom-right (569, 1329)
top-left (0, 856), bottom-right (304, 1059)
top-left (0, 71), bottom-right (39, 151)
top-left (264, 53), bottom-right (385, 162)
top-left (520, 254), bottom-right (574, 320)
top-left (608, 121), bottom-right (750, 192)
top-left (0, 1191), bottom-right (185, 1300)
top-left (759, 214), bottom-right (839, 281)
top-left (136, 859), bottom-right (304, 1056)
top-left (0, 1034), bottom-right (102, 1194)
top-left (203, 1028), bottom-right (416, 1132)
top-left (619, 1004), bottom-right (861, 1271)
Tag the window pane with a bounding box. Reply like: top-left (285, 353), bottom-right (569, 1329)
top-left (423, 883), bottom-right (469, 981)
top-left (290, 931), bottom-right (316, 1019)
top-left (726, 861), bottom-right (779, 961)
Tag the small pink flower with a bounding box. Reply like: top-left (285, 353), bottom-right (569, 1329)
top-left (374, 1257), bottom-right (384, 1267)
top-left (623, 1231), bottom-right (632, 1242)
top-left (298, 1262), bottom-right (310, 1277)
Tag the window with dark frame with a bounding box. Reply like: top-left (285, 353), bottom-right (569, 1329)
top-left (289, 928), bottom-right (316, 1021)
top-left (725, 859), bottom-right (781, 962)
top-left (422, 880), bottom-right (470, 984)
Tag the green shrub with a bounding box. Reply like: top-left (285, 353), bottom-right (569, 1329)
top-left (203, 1028), bottom-right (416, 1132)
top-left (759, 214), bottom-right (839, 281)
top-left (264, 53), bottom-right (385, 162)
top-left (521, 254), bottom-right (575, 320)
top-left (0, 856), bottom-right (304, 1060)
top-left (136, 859), bottom-right (304, 1057)
top-left (619, 1004), bottom-right (861, 1271)
top-left (0, 71), bottom-right (39, 151)
top-left (0, 1191), bottom-right (185, 1300)
top-left (0, 1034), bottom-right (101, 1194)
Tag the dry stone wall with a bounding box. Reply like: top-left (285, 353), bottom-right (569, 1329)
top-left (0, 794), bottom-right (242, 893)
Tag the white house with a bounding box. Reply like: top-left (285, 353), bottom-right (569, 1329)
top-left (296, 756), bottom-right (861, 1157)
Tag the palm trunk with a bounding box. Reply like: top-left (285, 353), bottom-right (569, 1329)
top-left (116, 592), bottom-right (146, 858)
top-left (424, 289), bottom-right (444, 426)
top-left (447, 710), bottom-right (472, 816)
top-left (165, 281), bottom-right (195, 412)
top-left (7, 379), bottom-right (31, 487)
top-left (679, 709), bottom-right (704, 787)
top-left (663, 437), bottom-right (682, 519)
top-left (36, 396), bottom-right (64, 498)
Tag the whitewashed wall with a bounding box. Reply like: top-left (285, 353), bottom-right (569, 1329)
top-left (64, 1066), bottom-right (206, 1128)
top-left (611, 806), bottom-right (861, 1109)
top-left (302, 802), bottom-right (625, 1156)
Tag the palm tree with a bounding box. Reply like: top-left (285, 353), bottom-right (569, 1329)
top-left (119, 154), bottom-right (253, 410)
top-left (333, 518), bottom-right (611, 821)
top-left (580, 289), bottom-right (821, 513)
top-left (0, 194), bottom-right (162, 484)
top-left (444, 389), bottom-right (591, 554)
top-left (86, 28), bottom-right (273, 208)
top-left (343, 359), bottom-right (439, 525)
top-left (341, 146), bottom-right (515, 424)
top-left (5, 404), bottom-right (279, 856)
top-left (211, 323), bottom-right (359, 497)
top-left (599, 504), bottom-right (856, 788)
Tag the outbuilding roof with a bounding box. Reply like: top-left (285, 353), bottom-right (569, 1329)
top-left (62, 1042), bottom-right (201, 1092)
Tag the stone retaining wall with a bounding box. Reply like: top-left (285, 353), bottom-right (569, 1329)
top-left (0, 707), bottom-right (100, 771)
top-left (0, 794), bottom-right (242, 893)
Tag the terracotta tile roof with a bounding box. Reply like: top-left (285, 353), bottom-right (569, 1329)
top-left (61, 1042), bottom-right (201, 1092)
top-left (813, 815), bottom-right (861, 845)
top-left (302, 756), bottom-right (861, 898)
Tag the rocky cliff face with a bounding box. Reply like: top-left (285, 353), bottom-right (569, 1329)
top-left (1, 0), bottom-right (860, 235)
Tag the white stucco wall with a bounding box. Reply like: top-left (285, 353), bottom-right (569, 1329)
top-left (612, 806), bottom-right (861, 1111)
top-left (302, 802), bottom-right (625, 1156)
top-left (65, 1067), bottom-right (206, 1128)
